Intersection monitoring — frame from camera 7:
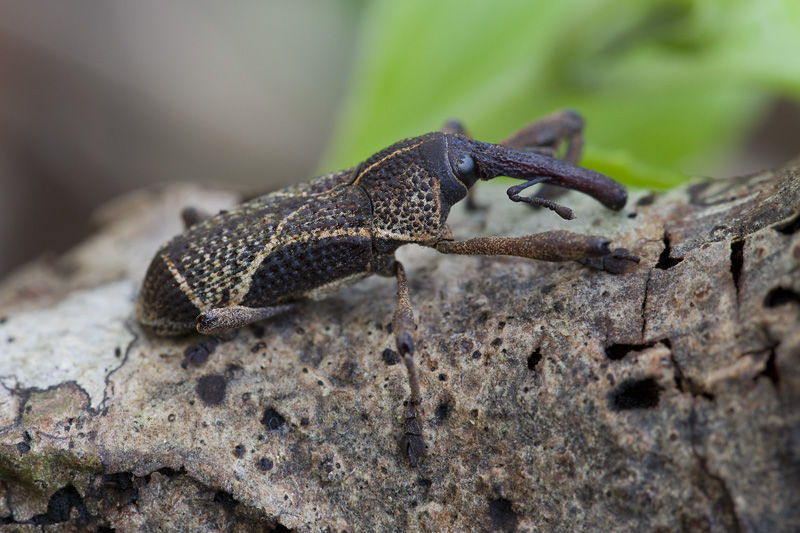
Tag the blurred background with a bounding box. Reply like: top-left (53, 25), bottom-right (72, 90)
top-left (1, 0), bottom-right (799, 279)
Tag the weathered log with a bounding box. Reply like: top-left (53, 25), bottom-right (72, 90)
top-left (1, 160), bottom-right (798, 531)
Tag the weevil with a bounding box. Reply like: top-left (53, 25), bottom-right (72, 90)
top-left (137, 110), bottom-right (639, 467)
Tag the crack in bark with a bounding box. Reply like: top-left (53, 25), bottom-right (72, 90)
top-left (688, 408), bottom-right (742, 533)
top-left (640, 268), bottom-right (651, 340)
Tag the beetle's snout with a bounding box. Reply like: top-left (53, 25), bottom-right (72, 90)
top-left (466, 141), bottom-right (628, 211)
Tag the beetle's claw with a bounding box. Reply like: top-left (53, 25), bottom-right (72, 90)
top-left (610, 248), bottom-right (640, 264)
top-left (582, 247), bottom-right (640, 273)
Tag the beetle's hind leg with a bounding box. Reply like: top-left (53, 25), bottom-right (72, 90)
top-left (434, 230), bottom-right (639, 273)
top-left (181, 206), bottom-right (213, 228)
top-left (390, 261), bottom-right (426, 467)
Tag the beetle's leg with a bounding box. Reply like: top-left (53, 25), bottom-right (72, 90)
top-left (501, 109), bottom-right (584, 164)
top-left (196, 304), bottom-right (294, 336)
top-left (433, 230), bottom-right (639, 272)
top-left (441, 119), bottom-right (468, 136)
top-left (181, 207), bottom-right (213, 229)
top-left (391, 261), bottom-right (426, 467)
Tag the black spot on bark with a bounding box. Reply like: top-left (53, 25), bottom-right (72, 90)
top-left (102, 472), bottom-right (133, 491)
top-left (233, 444), bottom-right (246, 458)
top-left (382, 348), bottom-right (400, 365)
top-left (611, 378), bottom-right (661, 409)
top-left (488, 497), bottom-right (518, 532)
top-left (157, 466), bottom-right (186, 477)
top-left (656, 233), bottom-right (683, 270)
top-left (196, 375), bottom-right (227, 405)
top-left (213, 490), bottom-right (239, 514)
top-left (258, 457), bottom-right (274, 471)
top-left (182, 338), bottom-right (219, 368)
top-left (435, 400), bottom-right (452, 424)
top-left (16, 441), bottom-right (30, 454)
top-left (261, 407), bottom-right (287, 431)
top-left (606, 342), bottom-right (656, 361)
top-left (527, 348), bottom-right (542, 370)
top-left (251, 341), bottom-right (267, 353)
top-left (764, 287), bottom-right (800, 307)
top-left (30, 485), bottom-right (90, 525)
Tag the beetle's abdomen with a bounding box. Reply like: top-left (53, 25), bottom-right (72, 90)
top-left (241, 235), bottom-right (371, 307)
top-left (138, 181), bottom-right (374, 335)
top-left (137, 253), bottom-right (201, 335)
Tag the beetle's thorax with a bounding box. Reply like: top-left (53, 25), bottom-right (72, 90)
top-left (352, 132), bottom-right (467, 245)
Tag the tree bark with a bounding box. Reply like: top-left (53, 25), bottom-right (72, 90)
top-left (1, 161), bottom-right (798, 531)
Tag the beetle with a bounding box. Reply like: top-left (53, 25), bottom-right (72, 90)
top-left (137, 110), bottom-right (639, 467)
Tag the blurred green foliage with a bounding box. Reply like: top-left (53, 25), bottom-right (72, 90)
top-left (322, 0), bottom-right (800, 187)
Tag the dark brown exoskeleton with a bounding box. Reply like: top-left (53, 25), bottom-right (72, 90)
top-left (137, 110), bottom-right (639, 467)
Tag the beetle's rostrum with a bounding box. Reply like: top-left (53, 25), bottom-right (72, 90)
top-left (137, 110), bottom-right (639, 467)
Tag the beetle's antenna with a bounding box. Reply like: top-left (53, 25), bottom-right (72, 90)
top-left (506, 179), bottom-right (576, 220)
top-left (468, 141), bottom-right (628, 211)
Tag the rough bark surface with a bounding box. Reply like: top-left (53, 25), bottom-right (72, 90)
top-left (0, 161), bottom-right (798, 532)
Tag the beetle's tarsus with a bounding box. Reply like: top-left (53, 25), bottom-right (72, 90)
top-left (580, 247), bottom-right (640, 273)
top-left (400, 401), bottom-right (425, 468)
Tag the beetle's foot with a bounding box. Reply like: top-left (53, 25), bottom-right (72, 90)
top-left (399, 401), bottom-right (426, 468)
top-left (181, 337), bottom-right (219, 368)
top-left (581, 247), bottom-right (640, 273)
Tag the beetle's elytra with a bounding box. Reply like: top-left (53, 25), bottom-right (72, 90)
top-left (138, 110), bottom-right (639, 467)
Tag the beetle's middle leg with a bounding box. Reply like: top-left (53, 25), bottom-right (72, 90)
top-left (390, 261), bottom-right (426, 467)
top-left (433, 230), bottom-right (639, 273)
top-left (502, 109), bottom-right (586, 205)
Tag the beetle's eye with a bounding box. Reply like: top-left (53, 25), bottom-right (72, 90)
top-left (456, 154), bottom-right (478, 187)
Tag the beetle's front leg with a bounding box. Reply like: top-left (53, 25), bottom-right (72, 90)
top-left (391, 261), bottom-right (426, 467)
top-left (433, 230), bottom-right (639, 272)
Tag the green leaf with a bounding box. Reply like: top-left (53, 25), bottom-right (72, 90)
top-left (322, 0), bottom-right (800, 187)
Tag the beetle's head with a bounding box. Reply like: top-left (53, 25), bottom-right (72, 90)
top-left (444, 134), bottom-right (628, 216)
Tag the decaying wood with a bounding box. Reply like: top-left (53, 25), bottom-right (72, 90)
top-left (0, 160), bottom-right (798, 531)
